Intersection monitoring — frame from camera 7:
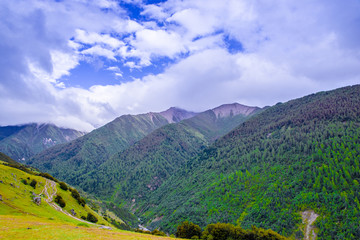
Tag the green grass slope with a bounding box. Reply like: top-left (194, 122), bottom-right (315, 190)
top-left (0, 123), bottom-right (85, 162)
top-left (0, 162), bottom-right (109, 225)
top-left (0, 157), bottom-right (182, 240)
top-left (136, 85), bottom-right (360, 239)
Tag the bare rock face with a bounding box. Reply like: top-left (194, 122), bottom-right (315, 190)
top-left (159, 107), bottom-right (197, 123)
top-left (71, 209), bottom-right (76, 216)
top-left (33, 197), bottom-right (41, 205)
top-left (212, 103), bottom-right (259, 119)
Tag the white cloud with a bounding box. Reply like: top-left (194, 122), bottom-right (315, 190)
top-left (0, 0), bottom-right (360, 132)
top-left (107, 66), bottom-right (121, 72)
top-left (107, 66), bottom-right (123, 78)
top-left (96, 0), bottom-right (120, 10)
top-left (167, 8), bottom-right (219, 39)
top-left (81, 45), bottom-right (116, 60)
top-left (75, 29), bottom-right (124, 49)
top-left (131, 29), bottom-right (186, 59)
top-left (142, 4), bottom-right (169, 21)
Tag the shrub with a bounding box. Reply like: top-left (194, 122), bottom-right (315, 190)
top-left (151, 229), bottom-right (166, 236)
top-left (70, 188), bottom-right (80, 200)
top-left (70, 188), bottom-right (86, 206)
top-left (59, 182), bottom-right (68, 191)
top-left (202, 223), bottom-right (238, 240)
top-left (176, 221), bottom-right (202, 239)
top-left (38, 172), bottom-right (58, 182)
top-left (30, 179), bottom-right (37, 189)
top-left (54, 195), bottom-right (66, 208)
top-left (201, 223), bottom-right (285, 240)
top-left (247, 226), bottom-right (287, 240)
top-left (86, 212), bottom-right (98, 223)
top-left (135, 229), bottom-right (151, 234)
top-left (21, 179), bottom-right (28, 185)
top-left (79, 197), bottom-right (86, 207)
top-left (81, 216), bottom-right (86, 220)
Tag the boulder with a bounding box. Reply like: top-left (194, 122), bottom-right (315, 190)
top-left (0, 194), bottom-right (2, 201)
top-left (33, 197), bottom-right (41, 205)
top-left (71, 209), bottom-right (76, 216)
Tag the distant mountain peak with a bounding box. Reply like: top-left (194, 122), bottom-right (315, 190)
top-left (159, 107), bottom-right (197, 123)
top-left (212, 103), bottom-right (259, 118)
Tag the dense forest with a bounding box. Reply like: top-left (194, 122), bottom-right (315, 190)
top-left (132, 85), bottom-right (360, 239)
top-left (75, 107), bottom-right (259, 202)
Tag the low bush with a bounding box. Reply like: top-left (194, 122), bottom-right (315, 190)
top-left (59, 182), bottom-right (68, 191)
top-left (70, 188), bottom-right (86, 206)
top-left (86, 212), bottom-right (98, 223)
top-left (176, 221), bottom-right (202, 239)
top-left (29, 179), bottom-right (37, 189)
top-left (54, 195), bottom-right (66, 208)
top-left (151, 229), bottom-right (166, 236)
top-left (38, 172), bottom-right (58, 182)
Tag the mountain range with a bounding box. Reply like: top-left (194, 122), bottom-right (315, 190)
top-left (29, 103), bottom-right (260, 194)
top-left (2, 85), bottom-right (360, 239)
top-left (0, 123), bottom-right (85, 162)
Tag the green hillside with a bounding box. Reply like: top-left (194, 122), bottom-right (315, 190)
top-left (0, 159), bottom-right (110, 227)
top-left (0, 152), bottom-right (20, 165)
top-left (0, 124), bottom-right (85, 162)
top-left (132, 85), bottom-right (360, 239)
top-left (0, 153), bottom-right (184, 240)
top-left (30, 104), bottom-right (259, 196)
top-left (29, 113), bottom-right (173, 184)
top-left (0, 156), bottom-right (182, 240)
top-left (66, 104), bottom-right (260, 203)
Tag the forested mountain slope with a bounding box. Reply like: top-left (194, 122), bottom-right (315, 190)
top-left (134, 85), bottom-right (360, 239)
top-left (0, 123), bottom-right (85, 162)
top-left (77, 103), bottom-right (260, 202)
top-left (29, 109), bottom-right (195, 185)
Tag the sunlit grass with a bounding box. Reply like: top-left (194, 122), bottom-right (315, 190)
top-left (0, 164), bottom-right (180, 239)
top-left (0, 215), bottom-right (177, 240)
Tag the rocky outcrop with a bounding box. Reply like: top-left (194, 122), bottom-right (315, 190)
top-left (71, 209), bottom-right (76, 216)
top-left (159, 107), bottom-right (197, 123)
top-left (212, 103), bottom-right (259, 119)
top-left (33, 196), bottom-right (41, 205)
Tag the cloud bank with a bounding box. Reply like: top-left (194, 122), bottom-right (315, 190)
top-left (0, 0), bottom-right (359, 131)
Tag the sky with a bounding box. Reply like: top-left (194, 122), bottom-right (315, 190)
top-left (0, 0), bottom-right (360, 131)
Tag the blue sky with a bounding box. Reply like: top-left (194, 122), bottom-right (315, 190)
top-left (0, 0), bottom-right (360, 131)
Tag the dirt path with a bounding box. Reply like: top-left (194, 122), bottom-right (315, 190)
top-left (301, 210), bottom-right (319, 240)
top-left (41, 179), bottom-right (109, 228)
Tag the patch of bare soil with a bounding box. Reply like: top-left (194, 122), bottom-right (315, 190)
top-left (301, 210), bottom-right (319, 240)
